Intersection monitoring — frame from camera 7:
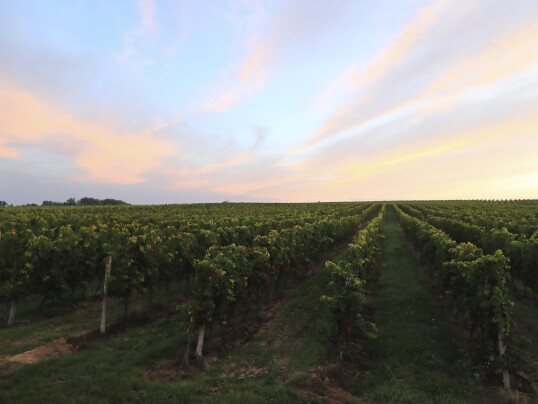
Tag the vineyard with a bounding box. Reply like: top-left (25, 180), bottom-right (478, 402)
top-left (0, 201), bottom-right (537, 403)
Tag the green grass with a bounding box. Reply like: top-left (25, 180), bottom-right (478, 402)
top-left (0, 316), bottom-right (188, 403)
top-left (348, 206), bottom-right (487, 403)
top-left (0, 284), bottom-right (183, 357)
top-left (511, 299), bottom-right (538, 396)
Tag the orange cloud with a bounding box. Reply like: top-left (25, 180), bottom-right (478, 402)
top-left (335, 111), bottom-right (537, 183)
top-left (259, 110), bottom-right (538, 201)
top-left (257, 141), bottom-right (538, 202)
top-left (0, 83), bottom-right (174, 184)
top-left (194, 152), bottom-right (250, 175)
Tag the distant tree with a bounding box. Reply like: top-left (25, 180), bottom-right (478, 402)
top-left (42, 200), bottom-right (62, 206)
top-left (77, 197), bottom-right (101, 206)
top-left (0, 201), bottom-right (7, 207)
top-left (64, 197), bottom-right (76, 206)
top-left (101, 198), bottom-right (129, 206)
top-left (41, 197), bottom-right (129, 206)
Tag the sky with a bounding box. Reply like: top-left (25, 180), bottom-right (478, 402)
top-left (1, 0), bottom-right (538, 205)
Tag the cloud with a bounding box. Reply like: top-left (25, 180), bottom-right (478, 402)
top-left (139, 0), bottom-right (156, 30)
top-left (256, 126), bottom-right (538, 201)
top-left (0, 22), bottom-right (160, 135)
top-left (343, 0), bottom-right (454, 94)
top-left (180, 126), bottom-right (267, 176)
top-left (209, 165), bottom-right (314, 197)
top-left (299, 0), bottom-right (456, 151)
top-left (263, 77), bottom-right (538, 202)
top-left (200, 0), bottom-right (353, 114)
top-left (115, 0), bottom-right (158, 64)
top-left (418, 21), bottom-right (538, 109)
top-left (334, 112), bottom-right (538, 185)
top-left (296, 0), bottom-right (538, 153)
top-left (0, 83), bottom-right (175, 184)
top-left (193, 152), bottom-right (250, 175)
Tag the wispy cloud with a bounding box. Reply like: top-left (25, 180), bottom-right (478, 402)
top-left (200, 0), bottom-right (352, 114)
top-left (334, 111), bottom-right (538, 185)
top-left (299, 0), bottom-right (456, 151)
top-left (260, 71), bottom-right (538, 201)
top-left (152, 1), bottom-right (353, 139)
top-left (115, 0), bottom-right (158, 64)
top-left (418, 21), bottom-right (538, 109)
top-left (0, 83), bottom-right (175, 184)
top-left (296, 0), bottom-right (538, 153)
top-left (179, 127), bottom-right (267, 179)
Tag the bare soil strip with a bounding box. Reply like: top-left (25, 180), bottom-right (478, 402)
top-left (0, 296), bottom-right (185, 375)
top-left (6, 337), bottom-right (73, 364)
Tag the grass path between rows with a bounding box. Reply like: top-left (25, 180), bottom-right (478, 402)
top-left (348, 206), bottom-right (492, 403)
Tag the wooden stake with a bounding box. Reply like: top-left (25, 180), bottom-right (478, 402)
top-left (498, 329), bottom-right (510, 390)
top-left (195, 326), bottom-right (205, 359)
top-left (182, 330), bottom-right (192, 367)
top-left (100, 256), bottom-right (112, 334)
top-left (7, 300), bottom-right (16, 327)
top-left (336, 334), bottom-right (345, 362)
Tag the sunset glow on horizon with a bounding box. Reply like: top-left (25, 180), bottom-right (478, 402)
top-left (1, 0), bottom-right (537, 204)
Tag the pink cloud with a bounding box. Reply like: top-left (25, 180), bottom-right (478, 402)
top-left (0, 83), bottom-right (175, 184)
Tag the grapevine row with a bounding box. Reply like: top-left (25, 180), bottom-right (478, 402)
top-left (394, 204), bottom-right (513, 389)
top-left (0, 203), bottom-right (376, 328)
top-left (320, 206), bottom-right (385, 360)
top-left (183, 204), bottom-right (382, 361)
top-left (399, 203), bottom-right (538, 302)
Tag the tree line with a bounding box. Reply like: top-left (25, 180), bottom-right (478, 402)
top-left (0, 197), bottom-right (129, 207)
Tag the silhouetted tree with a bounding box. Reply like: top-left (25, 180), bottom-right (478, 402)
top-left (41, 197), bottom-right (129, 206)
top-left (77, 197), bottom-right (101, 206)
top-left (64, 198), bottom-right (76, 206)
top-left (42, 200), bottom-right (63, 206)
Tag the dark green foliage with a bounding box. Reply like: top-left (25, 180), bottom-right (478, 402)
top-left (41, 197), bottom-right (129, 206)
top-left (394, 204), bottom-right (514, 375)
top-left (321, 207), bottom-right (385, 358)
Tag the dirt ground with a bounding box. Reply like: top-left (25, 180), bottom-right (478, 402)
top-left (6, 337), bottom-right (73, 364)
